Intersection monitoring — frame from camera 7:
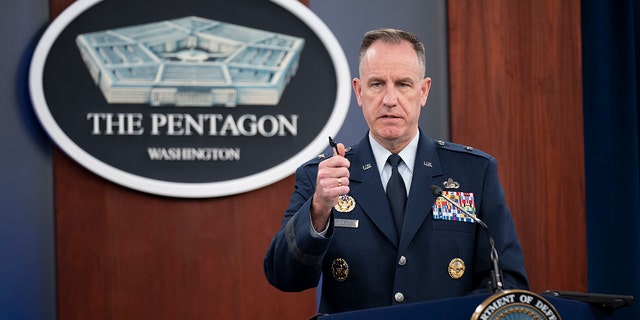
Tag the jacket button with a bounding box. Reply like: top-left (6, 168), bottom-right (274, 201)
top-left (394, 292), bottom-right (405, 303)
top-left (398, 256), bottom-right (407, 266)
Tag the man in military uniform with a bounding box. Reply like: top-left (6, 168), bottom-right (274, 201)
top-left (264, 28), bottom-right (528, 314)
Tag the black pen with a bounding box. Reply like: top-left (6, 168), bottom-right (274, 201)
top-left (328, 136), bottom-right (340, 155)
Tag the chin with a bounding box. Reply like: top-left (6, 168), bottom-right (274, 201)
top-left (376, 131), bottom-right (404, 142)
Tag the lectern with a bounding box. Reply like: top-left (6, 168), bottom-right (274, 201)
top-left (318, 292), bottom-right (626, 320)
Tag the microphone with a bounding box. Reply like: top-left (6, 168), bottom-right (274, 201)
top-left (430, 185), bottom-right (504, 293)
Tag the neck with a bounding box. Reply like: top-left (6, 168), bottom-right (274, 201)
top-left (372, 130), bottom-right (418, 154)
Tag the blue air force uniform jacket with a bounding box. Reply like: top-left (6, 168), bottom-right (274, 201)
top-left (264, 131), bottom-right (529, 314)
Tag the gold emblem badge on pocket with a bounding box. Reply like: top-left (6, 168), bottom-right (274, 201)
top-left (448, 258), bottom-right (465, 279)
top-left (331, 258), bottom-right (349, 282)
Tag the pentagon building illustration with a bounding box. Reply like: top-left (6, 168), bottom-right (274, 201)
top-left (76, 16), bottom-right (305, 107)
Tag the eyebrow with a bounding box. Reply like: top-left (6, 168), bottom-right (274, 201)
top-left (367, 76), bottom-right (415, 85)
top-left (394, 77), bottom-right (415, 84)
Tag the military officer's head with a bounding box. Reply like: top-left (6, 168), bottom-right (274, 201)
top-left (352, 28), bottom-right (432, 154)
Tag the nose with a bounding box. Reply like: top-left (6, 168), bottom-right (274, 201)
top-left (382, 88), bottom-right (397, 107)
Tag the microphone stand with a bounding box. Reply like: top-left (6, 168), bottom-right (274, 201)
top-left (430, 185), bottom-right (504, 293)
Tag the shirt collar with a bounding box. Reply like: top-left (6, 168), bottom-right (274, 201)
top-left (369, 131), bottom-right (419, 174)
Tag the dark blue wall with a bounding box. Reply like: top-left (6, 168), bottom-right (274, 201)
top-left (582, 1), bottom-right (640, 319)
top-left (0, 1), bottom-right (56, 319)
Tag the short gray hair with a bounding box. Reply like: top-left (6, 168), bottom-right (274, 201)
top-left (358, 28), bottom-right (426, 77)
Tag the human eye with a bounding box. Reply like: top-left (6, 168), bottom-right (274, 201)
top-left (369, 81), bottom-right (384, 89)
top-left (397, 79), bottom-right (414, 88)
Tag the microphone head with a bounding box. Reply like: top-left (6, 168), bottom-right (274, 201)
top-left (430, 185), bottom-right (443, 196)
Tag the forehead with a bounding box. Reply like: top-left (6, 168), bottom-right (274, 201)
top-left (360, 40), bottom-right (423, 78)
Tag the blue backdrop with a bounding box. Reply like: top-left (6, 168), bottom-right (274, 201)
top-left (0, 0), bottom-right (56, 319)
top-left (582, 0), bottom-right (640, 319)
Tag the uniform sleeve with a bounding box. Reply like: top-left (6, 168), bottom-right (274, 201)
top-left (263, 162), bottom-right (334, 292)
top-left (472, 156), bottom-right (530, 292)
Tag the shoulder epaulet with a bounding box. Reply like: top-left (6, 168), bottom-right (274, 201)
top-left (315, 145), bottom-right (354, 160)
top-left (433, 139), bottom-right (492, 159)
top-left (306, 146), bottom-right (355, 168)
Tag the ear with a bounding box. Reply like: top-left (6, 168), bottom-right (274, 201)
top-left (420, 77), bottom-right (432, 107)
top-left (352, 78), bottom-right (363, 107)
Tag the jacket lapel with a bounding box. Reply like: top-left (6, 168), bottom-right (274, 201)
top-left (348, 136), bottom-right (400, 245)
top-left (399, 132), bottom-right (444, 251)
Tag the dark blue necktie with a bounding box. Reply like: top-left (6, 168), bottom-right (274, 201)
top-left (386, 154), bottom-right (407, 235)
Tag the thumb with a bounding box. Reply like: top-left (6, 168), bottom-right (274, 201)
top-left (333, 143), bottom-right (346, 157)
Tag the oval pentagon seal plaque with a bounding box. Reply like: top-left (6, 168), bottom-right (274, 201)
top-left (29, 0), bottom-right (350, 198)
